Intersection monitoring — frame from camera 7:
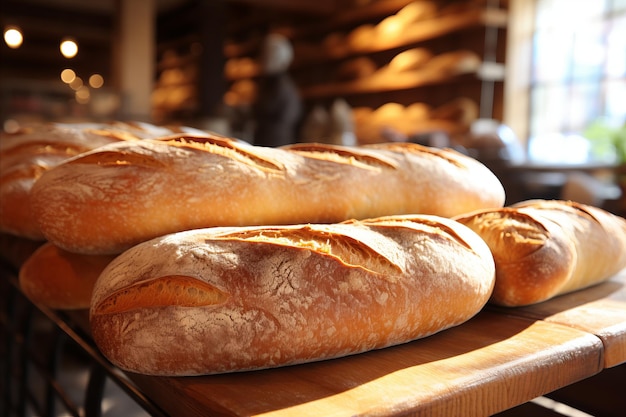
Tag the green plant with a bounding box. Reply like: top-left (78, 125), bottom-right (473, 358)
top-left (584, 120), bottom-right (626, 164)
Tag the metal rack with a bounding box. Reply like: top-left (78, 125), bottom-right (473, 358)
top-left (0, 259), bottom-right (168, 417)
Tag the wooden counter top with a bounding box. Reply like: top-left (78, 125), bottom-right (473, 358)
top-left (491, 270), bottom-right (626, 368)
top-left (122, 310), bottom-right (603, 417)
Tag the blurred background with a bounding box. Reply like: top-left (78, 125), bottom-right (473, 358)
top-left (2, 0), bottom-right (625, 210)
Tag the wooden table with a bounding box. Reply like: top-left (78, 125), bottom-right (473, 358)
top-left (3, 246), bottom-right (626, 416)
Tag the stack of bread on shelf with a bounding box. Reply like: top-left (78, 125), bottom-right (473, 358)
top-left (300, 96), bottom-right (479, 147)
top-left (332, 48), bottom-right (482, 85)
top-left (352, 97), bottom-right (479, 144)
top-left (2, 121), bottom-right (626, 377)
top-left (152, 49), bottom-right (201, 118)
top-left (322, 0), bottom-right (438, 56)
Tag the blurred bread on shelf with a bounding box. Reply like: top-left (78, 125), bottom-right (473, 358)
top-left (224, 79), bottom-right (257, 107)
top-left (423, 50), bottom-right (482, 76)
top-left (354, 98), bottom-right (479, 145)
top-left (347, 24), bottom-right (376, 52)
top-left (224, 56), bottom-right (260, 80)
top-left (396, 1), bottom-right (438, 24)
top-left (335, 56), bottom-right (378, 81)
top-left (384, 48), bottom-right (433, 73)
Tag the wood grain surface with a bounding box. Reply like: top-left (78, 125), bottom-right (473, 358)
top-left (126, 311), bottom-right (603, 417)
top-left (490, 270), bottom-right (626, 368)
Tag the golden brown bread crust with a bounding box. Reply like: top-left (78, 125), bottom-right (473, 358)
top-left (454, 200), bottom-right (626, 306)
top-left (19, 242), bottom-right (116, 310)
top-left (1, 125), bottom-right (117, 239)
top-left (31, 134), bottom-right (505, 255)
top-left (0, 121), bottom-right (198, 240)
top-left (89, 214), bottom-right (495, 376)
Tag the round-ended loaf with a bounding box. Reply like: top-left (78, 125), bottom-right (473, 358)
top-left (31, 134), bottom-right (505, 254)
top-left (19, 242), bottom-right (116, 310)
top-left (454, 199), bottom-right (626, 306)
top-left (89, 214), bottom-right (495, 376)
top-left (0, 121), bottom-right (199, 240)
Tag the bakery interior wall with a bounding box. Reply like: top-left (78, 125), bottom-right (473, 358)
top-left (153, 0), bottom-right (510, 150)
top-left (1, 0), bottom-right (508, 142)
top-left (2, 0), bottom-right (622, 212)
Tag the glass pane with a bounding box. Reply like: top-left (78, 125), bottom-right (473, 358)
top-left (532, 29), bottom-right (573, 82)
top-left (568, 82), bottom-right (603, 132)
top-left (530, 84), bottom-right (569, 136)
top-left (571, 22), bottom-right (607, 80)
top-left (605, 79), bottom-right (626, 125)
top-left (611, 0), bottom-right (626, 12)
top-left (606, 14), bottom-right (626, 77)
top-left (536, 0), bottom-right (608, 28)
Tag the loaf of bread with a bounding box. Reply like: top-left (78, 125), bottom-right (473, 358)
top-left (0, 121), bottom-right (200, 240)
top-left (89, 214), bottom-right (496, 376)
top-left (19, 242), bottom-right (115, 310)
top-left (454, 200), bottom-right (626, 306)
top-left (31, 134), bottom-right (505, 254)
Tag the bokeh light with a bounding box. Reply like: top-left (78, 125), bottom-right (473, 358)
top-left (89, 74), bottom-right (104, 88)
top-left (60, 38), bottom-right (78, 58)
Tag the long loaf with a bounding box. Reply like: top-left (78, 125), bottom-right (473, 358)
top-left (31, 134), bottom-right (505, 254)
top-left (1, 121), bottom-right (202, 240)
top-left (454, 199), bottom-right (626, 306)
top-left (89, 214), bottom-right (495, 376)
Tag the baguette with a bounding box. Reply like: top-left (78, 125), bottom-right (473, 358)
top-left (89, 214), bottom-right (496, 376)
top-left (31, 134), bottom-right (505, 254)
top-left (454, 200), bottom-right (626, 306)
top-left (0, 121), bottom-right (199, 240)
top-left (19, 242), bottom-right (115, 310)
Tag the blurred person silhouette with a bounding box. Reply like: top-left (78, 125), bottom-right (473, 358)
top-left (252, 33), bottom-right (302, 147)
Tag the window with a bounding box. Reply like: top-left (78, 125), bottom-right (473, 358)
top-left (506, 0), bottom-right (626, 164)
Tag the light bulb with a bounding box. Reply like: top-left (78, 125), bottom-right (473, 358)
top-left (60, 38), bottom-right (78, 58)
top-left (4, 26), bottom-right (23, 49)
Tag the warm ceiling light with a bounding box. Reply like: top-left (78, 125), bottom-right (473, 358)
top-left (61, 68), bottom-right (76, 83)
top-left (4, 26), bottom-right (23, 49)
top-left (60, 38), bottom-right (78, 58)
top-left (89, 74), bottom-right (104, 88)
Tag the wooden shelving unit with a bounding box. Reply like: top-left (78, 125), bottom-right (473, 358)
top-left (155, 0), bottom-right (509, 138)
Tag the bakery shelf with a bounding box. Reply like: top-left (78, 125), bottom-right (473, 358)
top-left (299, 62), bottom-right (504, 99)
top-left (293, 0), bottom-right (418, 37)
top-left (292, 8), bottom-right (508, 67)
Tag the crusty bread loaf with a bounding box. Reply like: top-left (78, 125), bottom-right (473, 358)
top-left (1, 124), bottom-right (123, 240)
top-left (454, 200), bottom-right (626, 306)
top-left (0, 121), bottom-right (201, 240)
top-left (19, 242), bottom-right (115, 310)
top-left (31, 134), bottom-right (505, 255)
top-left (89, 214), bottom-right (496, 376)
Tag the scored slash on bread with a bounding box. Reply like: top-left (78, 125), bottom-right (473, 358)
top-left (89, 214), bottom-right (495, 376)
top-left (454, 199), bottom-right (626, 307)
